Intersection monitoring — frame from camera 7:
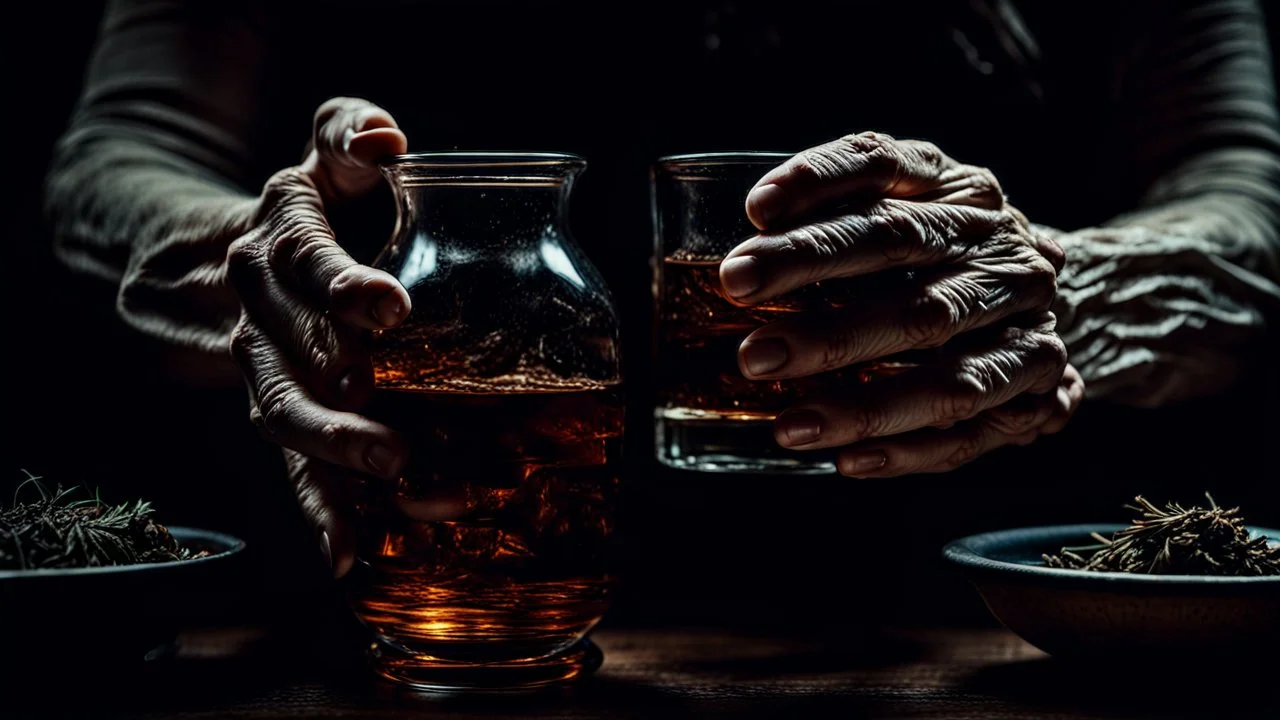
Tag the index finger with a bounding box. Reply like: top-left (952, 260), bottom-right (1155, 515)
top-left (720, 199), bottom-right (1009, 304)
top-left (745, 133), bottom-right (1002, 230)
top-left (258, 169), bottom-right (411, 330)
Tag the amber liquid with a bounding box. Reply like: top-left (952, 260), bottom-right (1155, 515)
top-left (351, 382), bottom-right (623, 664)
top-left (657, 257), bottom-right (886, 421)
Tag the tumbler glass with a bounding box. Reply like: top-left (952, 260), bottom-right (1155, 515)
top-left (652, 153), bottom-right (898, 474)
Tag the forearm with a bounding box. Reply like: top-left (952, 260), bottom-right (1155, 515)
top-left (1052, 148), bottom-right (1280, 406)
top-left (44, 0), bottom-right (266, 369)
top-left (1050, 0), bottom-right (1280, 407)
top-left (48, 135), bottom-right (256, 357)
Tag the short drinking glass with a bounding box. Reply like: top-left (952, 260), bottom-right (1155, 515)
top-left (652, 153), bottom-right (893, 474)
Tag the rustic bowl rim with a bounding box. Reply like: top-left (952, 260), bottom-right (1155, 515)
top-left (0, 526), bottom-right (245, 579)
top-left (943, 523), bottom-right (1280, 586)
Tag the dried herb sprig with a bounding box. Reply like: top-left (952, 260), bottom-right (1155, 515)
top-left (1, 471), bottom-right (204, 570)
top-left (1043, 494), bottom-right (1280, 576)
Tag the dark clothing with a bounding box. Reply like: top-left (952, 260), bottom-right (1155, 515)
top-left (40, 0), bottom-right (1280, 625)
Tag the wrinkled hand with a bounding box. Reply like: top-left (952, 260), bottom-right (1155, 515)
top-left (226, 98), bottom-right (410, 577)
top-left (723, 132), bottom-right (1083, 477)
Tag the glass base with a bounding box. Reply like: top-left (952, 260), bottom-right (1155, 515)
top-left (656, 412), bottom-right (836, 475)
top-left (368, 637), bottom-right (603, 694)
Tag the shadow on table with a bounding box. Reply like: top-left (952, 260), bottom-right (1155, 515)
top-left (670, 628), bottom-right (926, 680)
top-left (357, 629), bottom-right (926, 718)
top-left (356, 676), bottom-right (693, 718)
top-left (364, 678), bottom-right (890, 719)
top-left (4, 630), bottom-right (292, 718)
top-left (4, 624), bottom-right (926, 718)
top-left (964, 656), bottom-right (1280, 719)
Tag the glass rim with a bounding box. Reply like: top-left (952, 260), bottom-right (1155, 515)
top-left (655, 151), bottom-right (793, 168)
top-left (381, 152), bottom-right (587, 169)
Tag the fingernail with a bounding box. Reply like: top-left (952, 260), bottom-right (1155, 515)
top-left (776, 410), bottom-right (823, 446)
top-left (843, 450), bottom-right (888, 476)
top-left (374, 292), bottom-right (406, 328)
top-left (740, 338), bottom-right (788, 376)
top-left (320, 530), bottom-right (333, 571)
top-left (720, 256), bottom-right (761, 299)
top-left (748, 183), bottom-right (787, 226)
top-left (365, 443), bottom-right (398, 476)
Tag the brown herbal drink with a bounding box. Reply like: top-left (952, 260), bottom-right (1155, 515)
top-left (657, 255), bottom-right (872, 421)
top-left (656, 254), bottom-right (913, 473)
top-left (351, 380), bottom-right (622, 665)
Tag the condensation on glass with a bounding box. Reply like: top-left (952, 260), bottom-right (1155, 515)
top-left (351, 152), bottom-right (623, 692)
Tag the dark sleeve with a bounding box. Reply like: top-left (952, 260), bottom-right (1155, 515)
top-left (45, 0), bottom-right (268, 360)
top-left (1052, 0), bottom-right (1280, 406)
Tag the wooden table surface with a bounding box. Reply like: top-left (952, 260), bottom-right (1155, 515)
top-left (11, 624), bottom-right (1277, 719)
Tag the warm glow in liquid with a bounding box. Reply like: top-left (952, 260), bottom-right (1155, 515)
top-left (351, 382), bottom-right (622, 663)
top-left (658, 257), bottom-right (893, 422)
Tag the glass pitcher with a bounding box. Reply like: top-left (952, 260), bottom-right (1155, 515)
top-left (349, 152), bottom-right (623, 693)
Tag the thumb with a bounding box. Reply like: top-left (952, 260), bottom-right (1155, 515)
top-left (304, 97), bottom-right (408, 204)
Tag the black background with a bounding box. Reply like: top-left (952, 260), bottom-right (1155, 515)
top-left (3, 0), bottom-right (1278, 636)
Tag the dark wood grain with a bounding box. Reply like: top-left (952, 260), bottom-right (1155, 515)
top-left (9, 624), bottom-right (1277, 719)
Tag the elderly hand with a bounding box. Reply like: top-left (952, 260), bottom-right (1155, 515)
top-left (724, 132), bottom-right (1083, 477)
top-left (226, 97), bottom-right (410, 577)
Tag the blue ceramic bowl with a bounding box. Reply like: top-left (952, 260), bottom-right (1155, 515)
top-left (944, 524), bottom-right (1280, 658)
top-left (0, 527), bottom-right (246, 670)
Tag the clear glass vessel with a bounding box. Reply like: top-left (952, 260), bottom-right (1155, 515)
top-left (653, 153), bottom-right (902, 474)
top-left (351, 152), bottom-right (623, 693)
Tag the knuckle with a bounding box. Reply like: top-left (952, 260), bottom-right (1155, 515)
top-left (861, 136), bottom-right (899, 169)
top-left (1033, 332), bottom-right (1069, 374)
top-left (269, 221), bottom-right (337, 277)
top-left (777, 222), bottom-right (849, 282)
top-left (1039, 232), bottom-right (1067, 271)
top-left (261, 168), bottom-right (310, 206)
top-left (1027, 254), bottom-right (1059, 298)
top-left (1024, 224), bottom-right (1066, 272)
top-left (258, 169), bottom-right (319, 225)
top-left (314, 97), bottom-right (370, 131)
top-left (255, 376), bottom-right (299, 438)
top-left (837, 131), bottom-right (897, 159)
top-left (326, 265), bottom-right (368, 306)
top-left (969, 167), bottom-right (1003, 206)
top-left (821, 326), bottom-right (863, 370)
top-left (315, 97), bottom-right (356, 124)
top-left (228, 318), bottom-right (255, 366)
top-left (788, 149), bottom-right (829, 184)
top-left (835, 131), bottom-right (883, 156)
top-left (906, 140), bottom-right (946, 174)
top-left (990, 401), bottom-right (1047, 435)
top-left (996, 209), bottom-right (1028, 239)
top-left (945, 432), bottom-right (985, 470)
top-left (841, 132), bottom-right (906, 188)
top-left (799, 131), bottom-right (898, 183)
top-left (1025, 332), bottom-right (1069, 391)
top-left (903, 289), bottom-right (958, 349)
top-left (872, 204), bottom-right (929, 262)
top-left (225, 236), bottom-right (259, 289)
top-left (302, 320), bottom-right (344, 378)
top-left (937, 369), bottom-right (988, 423)
top-left (319, 421), bottom-right (357, 460)
top-left (845, 408), bottom-right (883, 442)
